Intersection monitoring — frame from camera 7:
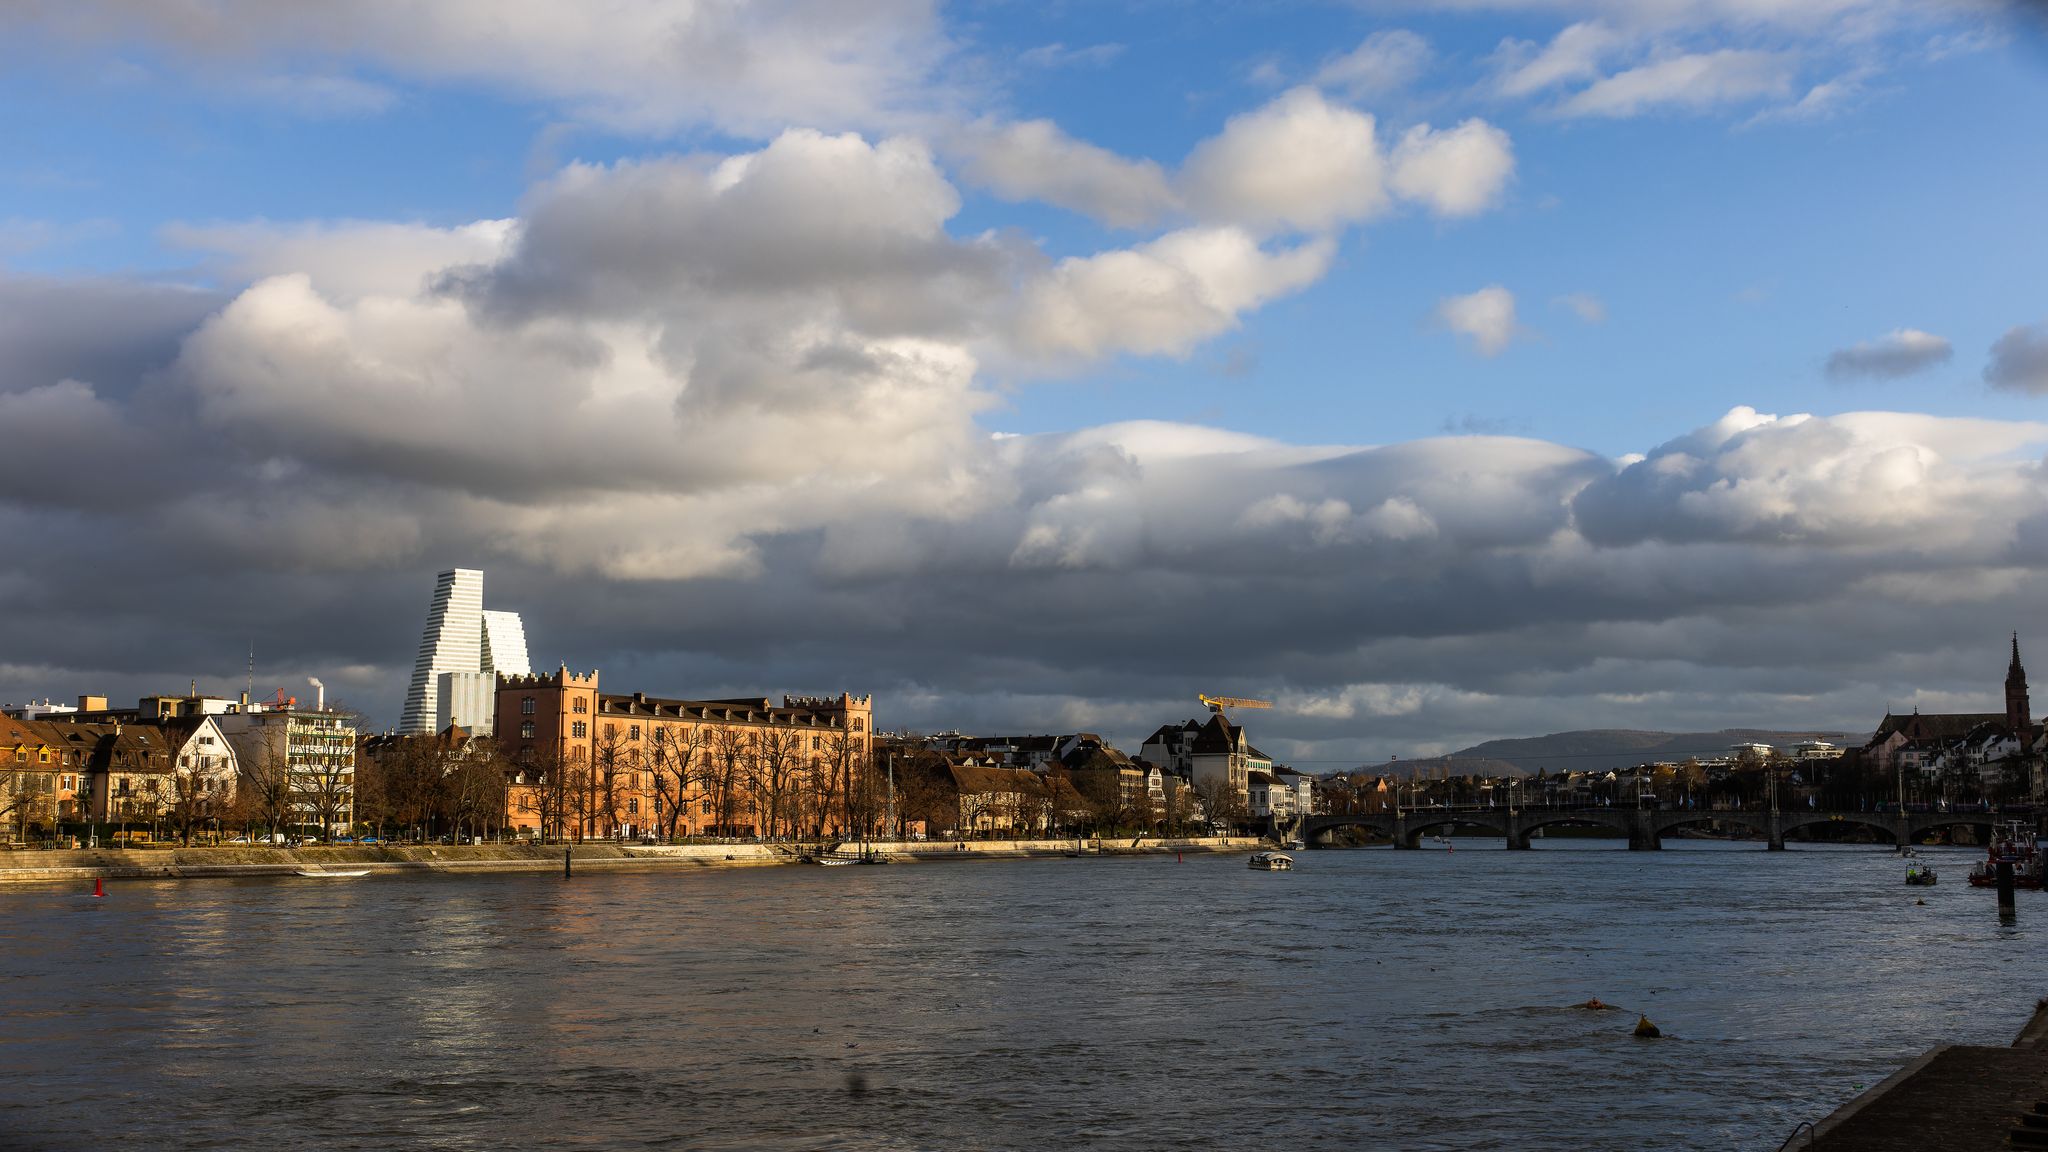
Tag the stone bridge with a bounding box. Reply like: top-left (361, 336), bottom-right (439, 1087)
top-left (1295, 806), bottom-right (2038, 851)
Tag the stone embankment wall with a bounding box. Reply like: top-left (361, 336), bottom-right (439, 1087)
top-left (873, 836), bottom-right (1262, 861)
top-left (0, 836), bottom-right (1260, 885)
top-left (0, 842), bottom-right (784, 885)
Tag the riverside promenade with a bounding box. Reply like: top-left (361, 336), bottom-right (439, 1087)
top-left (1798, 1000), bottom-right (2048, 1150)
top-left (0, 835), bottom-right (1261, 885)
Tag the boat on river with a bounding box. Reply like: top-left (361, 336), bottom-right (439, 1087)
top-left (1904, 863), bottom-right (1937, 886)
top-left (1967, 823), bottom-right (2045, 889)
top-left (294, 868), bottom-right (370, 878)
top-left (1248, 851), bottom-right (1293, 871)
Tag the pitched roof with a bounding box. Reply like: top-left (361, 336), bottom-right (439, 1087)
top-left (1872, 712), bottom-right (2006, 744)
top-left (1190, 714), bottom-right (1240, 755)
top-left (946, 763), bottom-right (1046, 796)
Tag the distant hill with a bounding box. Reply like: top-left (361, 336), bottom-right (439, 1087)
top-left (1382, 728), bottom-right (1861, 778)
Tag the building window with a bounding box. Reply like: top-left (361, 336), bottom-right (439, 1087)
top-left (852, 719), bottom-right (864, 732)
top-left (604, 723), bottom-right (616, 739)
top-left (572, 698), bottom-right (588, 714)
top-left (520, 721), bottom-right (536, 739)
top-left (571, 722), bottom-right (587, 739)
top-left (521, 696), bottom-right (536, 715)
top-left (627, 798), bottom-right (639, 814)
top-left (629, 725), bottom-right (640, 741)
top-left (811, 736), bottom-right (821, 750)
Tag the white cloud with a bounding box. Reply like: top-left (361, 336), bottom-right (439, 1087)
top-left (13, 0), bottom-right (956, 137)
top-left (1986, 321), bottom-right (2048, 395)
top-left (1824, 328), bottom-right (1952, 381)
top-left (1556, 49), bottom-right (1796, 118)
top-left (1180, 87), bottom-right (1390, 234)
top-left (163, 218), bottom-right (516, 303)
top-left (1555, 292), bottom-right (1606, 323)
top-left (1744, 69), bottom-right (1872, 126)
top-left (1492, 21), bottom-right (1623, 97)
top-left (1313, 29), bottom-right (1434, 97)
top-left (1388, 119), bottom-right (1516, 217)
top-left (1178, 88), bottom-right (1516, 232)
top-left (1017, 42), bottom-right (1123, 69)
top-left (950, 119), bottom-right (1178, 229)
top-left (1433, 285), bottom-right (1521, 356)
top-left (1014, 228), bottom-right (1335, 360)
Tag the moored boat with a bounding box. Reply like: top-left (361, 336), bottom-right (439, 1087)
top-left (294, 869), bottom-right (370, 878)
top-left (1966, 822), bottom-right (2046, 890)
top-left (1248, 851), bottom-right (1293, 871)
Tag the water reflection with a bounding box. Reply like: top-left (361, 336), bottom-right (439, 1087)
top-left (0, 843), bottom-right (2029, 1151)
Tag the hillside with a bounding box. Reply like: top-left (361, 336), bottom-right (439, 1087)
top-left (1385, 728), bottom-right (1859, 777)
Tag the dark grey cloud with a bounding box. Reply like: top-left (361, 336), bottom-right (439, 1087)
top-left (1824, 327), bottom-right (1952, 381)
top-left (1986, 319), bottom-right (2048, 394)
top-left (0, 276), bottom-right (222, 398)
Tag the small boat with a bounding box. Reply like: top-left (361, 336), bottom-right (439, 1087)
top-left (1904, 863), bottom-right (1937, 886)
top-left (807, 856), bottom-right (856, 866)
top-left (1248, 851), bottom-right (1293, 871)
top-left (294, 869), bottom-right (370, 878)
top-left (1968, 822), bottom-right (2046, 890)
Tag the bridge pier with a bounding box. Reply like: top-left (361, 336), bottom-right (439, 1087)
top-left (1627, 810), bottom-right (1660, 851)
top-left (1503, 813), bottom-right (1529, 849)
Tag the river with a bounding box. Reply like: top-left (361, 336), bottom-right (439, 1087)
top-left (0, 841), bottom-right (2033, 1150)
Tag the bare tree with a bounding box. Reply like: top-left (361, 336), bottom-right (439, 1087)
top-left (165, 769), bottom-right (219, 846)
top-left (523, 746), bottom-right (575, 843)
top-left (647, 724), bottom-right (705, 841)
top-left (755, 728), bottom-right (803, 840)
top-left (590, 724), bottom-right (632, 839)
top-left (709, 727), bottom-right (751, 837)
top-left (0, 766), bottom-right (54, 845)
top-left (241, 740), bottom-right (296, 843)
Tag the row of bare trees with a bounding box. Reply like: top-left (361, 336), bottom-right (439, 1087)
top-left (354, 735), bottom-right (509, 842)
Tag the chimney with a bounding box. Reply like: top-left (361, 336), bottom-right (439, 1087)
top-left (308, 678), bottom-right (325, 712)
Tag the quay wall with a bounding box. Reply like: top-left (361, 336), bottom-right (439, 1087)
top-left (0, 836), bottom-right (1261, 886)
top-left (876, 836), bottom-right (1262, 860)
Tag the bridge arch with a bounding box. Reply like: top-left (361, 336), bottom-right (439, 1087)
top-left (1906, 815), bottom-right (2001, 847)
top-left (1651, 810), bottom-right (1773, 845)
top-left (1300, 815), bottom-right (1397, 847)
top-left (1778, 812), bottom-right (1901, 845)
top-left (1402, 815), bottom-right (1508, 847)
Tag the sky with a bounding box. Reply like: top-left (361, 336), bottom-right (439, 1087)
top-left (2, 0), bottom-right (2048, 766)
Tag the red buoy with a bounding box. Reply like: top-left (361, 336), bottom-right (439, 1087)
top-left (93, 876), bottom-right (104, 898)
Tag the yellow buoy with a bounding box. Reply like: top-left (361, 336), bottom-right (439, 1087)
top-left (1634, 1014), bottom-right (1661, 1039)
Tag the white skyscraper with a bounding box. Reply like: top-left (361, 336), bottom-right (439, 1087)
top-left (400, 568), bottom-right (531, 735)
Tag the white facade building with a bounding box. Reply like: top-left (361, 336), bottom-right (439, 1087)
top-left (400, 568), bottom-right (530, 735)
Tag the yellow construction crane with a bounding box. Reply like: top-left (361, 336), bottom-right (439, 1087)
top-left (1199, 694), bottom-right (1273, 714)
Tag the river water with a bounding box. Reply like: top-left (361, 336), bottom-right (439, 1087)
top-left (0, 842), bottom-right (2035, 1151)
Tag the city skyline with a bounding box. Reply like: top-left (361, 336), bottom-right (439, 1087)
top-left (2, 3), bottom-right (2047, 762)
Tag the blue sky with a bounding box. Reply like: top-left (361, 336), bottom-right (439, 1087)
top-left (4, 1), bottom-right (2048, 757)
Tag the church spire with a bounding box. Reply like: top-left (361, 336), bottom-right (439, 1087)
top-left (2007, 632), bottom-right (2032, 739)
